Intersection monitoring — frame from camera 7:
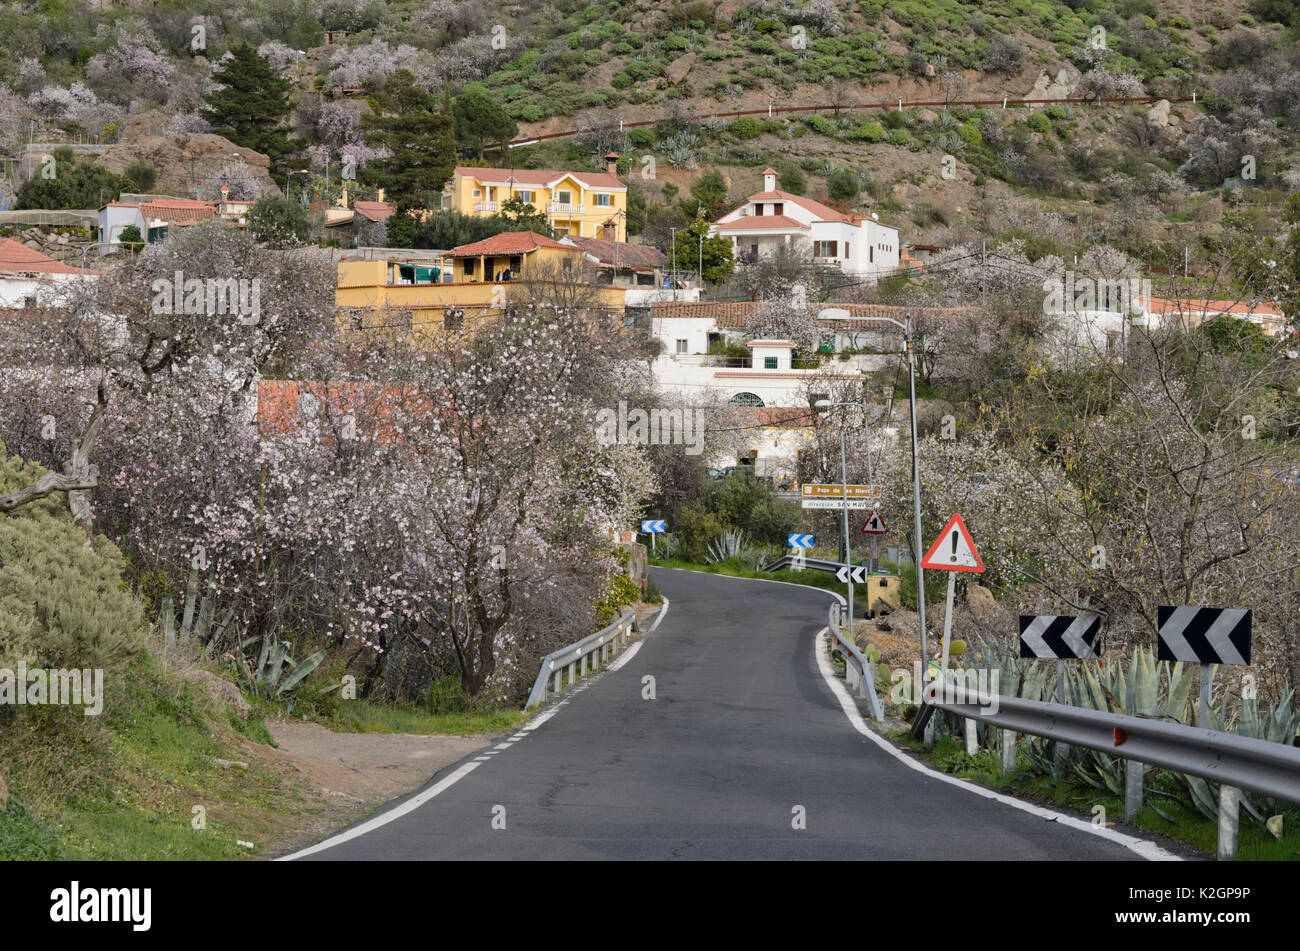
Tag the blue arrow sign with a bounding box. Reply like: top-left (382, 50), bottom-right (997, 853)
top-left (641, 519), bottom-right (666, 533)
top-left (787, 533), bottom-right (814, 549)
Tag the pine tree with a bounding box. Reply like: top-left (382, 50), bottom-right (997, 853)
top-left (359, 70), bottom-right (456, 211)
top-left (202, 43), bottom-right (306, 177)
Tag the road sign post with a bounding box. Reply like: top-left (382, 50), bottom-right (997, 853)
top-left (641, 519), bottom-right (666, 554)
top-left (911, 513), bottom-right (985, 741)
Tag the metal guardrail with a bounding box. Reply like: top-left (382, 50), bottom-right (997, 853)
top-left (923, 685), bottom-right (1300, 807)
top-left (524, 609), bottom-right (638, 710)
top-left (825, 599), bottom-right (884, 723)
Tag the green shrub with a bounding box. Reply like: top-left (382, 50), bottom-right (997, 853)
top-left (594, 573), bottom-right (641, 627)
top-left (0, 442), bottom-right (144, 673)
top-left (628, 127), bottom-right (656, 147)
top-left (730, 116), bottom-right (762, 139)
top-left (847, 120), bottom-right (886, 142)
top-left (1026, 112), bottom-right (1051, 134)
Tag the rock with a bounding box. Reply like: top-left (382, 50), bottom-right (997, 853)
top-left (1147, 99), bottom-right (1172, 126)
top-left (965, 583), bottom-right (1010, 629)
top-left (917, 108), bottom-right (939, 123)
top-left (185, 669), bottom-right (252, 718)
top-left (618, 541), bottom-right (649, 594)
top-left (99, 110), bottom-right (281, 201)
top-left (214, 758), bottom-right (249, 769)
top-left (665, 52), bottom-right (696, 86)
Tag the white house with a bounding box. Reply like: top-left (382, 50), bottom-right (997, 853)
top-left (0, 237), bottom-right (98, 307)
top-left (711, 168), bottom-right (902, 281)
top-left (98, 198), bottom-right (217, 252)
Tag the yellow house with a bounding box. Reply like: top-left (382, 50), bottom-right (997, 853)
top-left (441, 155), bottom-right (628, 241)
top-left (335, 232), bottom-right (626, 342)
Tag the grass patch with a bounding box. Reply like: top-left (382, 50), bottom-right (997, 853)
top-left (317, 699), bottom-right (525, 735)
top-left (892, 730), bottom-right (1300, 861)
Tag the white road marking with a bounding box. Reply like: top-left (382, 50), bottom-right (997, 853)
top-left (812, 627), bottom-right (1180, 861)
top-left (277, 762), bottom-right (481, 861)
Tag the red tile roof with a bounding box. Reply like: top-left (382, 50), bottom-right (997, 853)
top-left (353, 200), bottom-right (394, 222)
top-left (454, 166), bottom-right (625, 190)
top-left (730, 189), bottom-right (849, 222)
top-left (714, 214), bottom-right (810, 232)
top-left (445, 231), bottom-right (575, 257)
top-left (563, 235), bottom-right (665, 269)
top-left (0, 238), bottom-right (97, 275)
top-left (257, 380), bottom-right (434, 443)
top-left (1141, 297), bottom-right (1284, 318)
top-left (139, 199), bottom-right (216, 226)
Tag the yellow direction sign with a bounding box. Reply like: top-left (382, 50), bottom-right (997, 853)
top-left (800, 484), bottom-right (881, 510)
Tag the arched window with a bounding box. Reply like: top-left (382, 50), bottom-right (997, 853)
top-left (730, 392), bottom-right (765, 407)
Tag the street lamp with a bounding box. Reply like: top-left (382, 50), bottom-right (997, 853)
top-left (814, 312), bottom-right (929, 669)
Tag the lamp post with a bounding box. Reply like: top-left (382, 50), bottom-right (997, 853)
top-left (814, 312), bottom-right (928, 668)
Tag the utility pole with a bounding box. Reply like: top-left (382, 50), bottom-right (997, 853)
top-left (905, 315), bottom-right (928, 669)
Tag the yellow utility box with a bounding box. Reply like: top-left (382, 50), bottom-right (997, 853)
top-left (866, 573), bottom-right (901, 614)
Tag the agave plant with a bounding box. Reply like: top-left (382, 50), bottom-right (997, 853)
top-left (156, 565), bottom-right (240, 659)
top-left (240, 634), bottom-right (327, 701)
top-left (705, 527), bottom-right (752, 564)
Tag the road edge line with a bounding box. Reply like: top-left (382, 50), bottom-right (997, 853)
top-left (813, 627), bottom-right (1181, 861)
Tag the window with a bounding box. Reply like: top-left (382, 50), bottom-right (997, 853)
top-left (869, 245), bottom-right (874, 263)
top-left (729, 392), bottom-right (765, 407)
top-left (516, 190), bottom-right (532, 203)
top-left (763, 356), bottom-right (778, 370)
top-left (676, 339), bottom-right (688, 354)
top-left (463, 259), bottom-right (475, 277)
top-left (472, 189), bottom-right (481, 198)
top-left (845, 242), bottom-right (850, 259)
top-left (813, 241), bottom-right (838, 258)
top-left (557, 190), bottom-right (572, 204)
top-left (773, 202), bottom-right (783, 216)
top-left (595, 193), bottom-right (611, 207)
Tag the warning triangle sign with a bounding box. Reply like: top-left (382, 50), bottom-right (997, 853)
top-left (861, 509), bottom-right (887, 534)
top-left (920, 512), bottom-right (985, 573)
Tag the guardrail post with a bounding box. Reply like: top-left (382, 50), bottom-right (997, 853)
top-left (964, 718), bottom-right (977, 756)
top-left (553, 668), bottom-right (562, 693)
top-left (580, 653), bottom-right (588, 677)
top-left (567, 661), bottom-right (576, 685)
top-left (1000, 729), bottom-right (1016, 773)
top-left (1125, 760), bottom-right (1144, 820)
top-left (1218, 786), bottom-right (1239, 861)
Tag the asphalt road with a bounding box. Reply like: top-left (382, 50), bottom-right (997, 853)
top-left (293, 568), bottom-right (1166, 860)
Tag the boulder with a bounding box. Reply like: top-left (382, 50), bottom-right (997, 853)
top-left (1147, 99), bottom-right (1172, 126)
top-left (618, 541), bottom-right (649, 594)
top-left (665, 52), bottom-right (696, 86)
top-left (185, 669), bottom-right (252, 718)
top-left (98, 110), bottom-right (281, 201)
top-left (965, 583), bottom-right (1010, 629)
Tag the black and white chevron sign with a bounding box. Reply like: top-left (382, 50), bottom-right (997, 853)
top-left (1018, 615), bottom-right (1102, 659)
top-left (836, 565), bottom-right (869, 584)
top-left (1157, 606), bottom-right (1251, 665)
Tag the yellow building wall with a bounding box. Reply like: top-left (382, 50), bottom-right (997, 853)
top-left (447, 171), bottom-right (628, 240)
top-left (335, 256), bottom-right (627, 344)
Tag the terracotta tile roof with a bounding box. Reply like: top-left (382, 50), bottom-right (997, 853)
top-left (257, 380), bottom-right (433, 443)
top-left (139, 199), bottom-right (216, 226)
top-left (651, 300), bottom-right (978, 330)
top-left (730, 189), bottom-right (849, 222)
top-left (353, 200), bottom-right (394, 222)
top-left (0, 238), bottom-right (97, 275)
top-left (445, 230), bottom-right (575, 257)
top-left (714, 214), bottom-right (810, 232)
top-left (454, 166), bottom-right (625, 190)
top-left (1141, 297), bottom-right (1285, 319)
top-left (747, 338), bottom-right (796, 346)
top-left (751, 406), bottom-right (817, 427)
top-left (563, 235), bottom-right (665, 269)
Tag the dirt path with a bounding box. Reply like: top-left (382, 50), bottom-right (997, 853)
top-left (252, 721), bottom-right (493, 858)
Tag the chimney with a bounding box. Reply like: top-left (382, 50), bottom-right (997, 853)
top-left (605, 152), bottom-right (619, 176)
top-left (340, 186), bottom-right (348, 208)
top-left (762, 166), bottom-right (777, 192)
top-left (377, 188), bottom-right (385, 203)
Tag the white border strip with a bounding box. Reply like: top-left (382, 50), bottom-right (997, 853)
top-left (279, 598), bottom-right (669, 860)
top-left (813, 627), bottom-right (1180, 861)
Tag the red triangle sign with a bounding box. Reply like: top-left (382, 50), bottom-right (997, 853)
top-left (920, 512), bottom-right (985, 573)
top-left (861, 508), bottom-right (887, 534)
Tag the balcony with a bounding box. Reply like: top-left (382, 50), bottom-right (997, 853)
top-left (474, 201), bottom-right (499, 212)
top-left (547, 202), bottom-right (584, 215)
